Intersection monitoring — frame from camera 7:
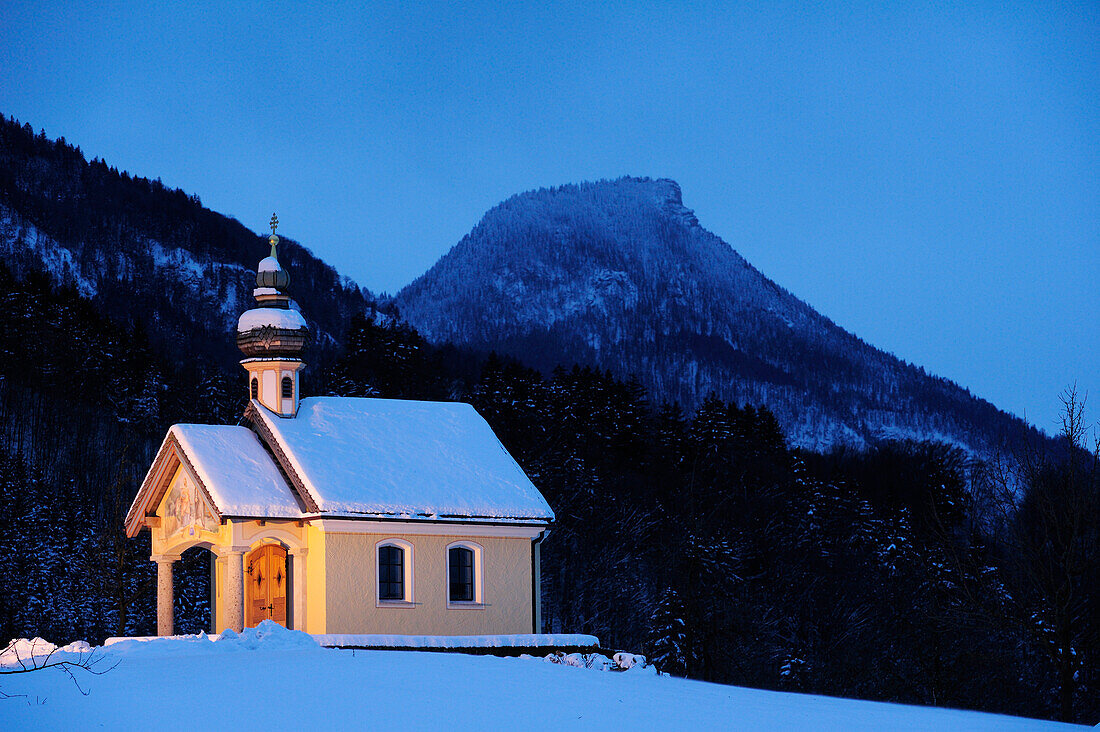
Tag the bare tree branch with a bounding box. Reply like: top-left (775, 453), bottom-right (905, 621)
top-left (0, 638), bottom-right (118, 698)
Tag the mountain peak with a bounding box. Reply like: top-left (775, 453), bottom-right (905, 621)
top-left (397, 177), bottom-right (1041, 457)
top-left (496, 176), bottom-right (697, 224)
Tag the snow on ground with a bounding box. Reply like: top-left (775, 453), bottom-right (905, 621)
top-left (0, 637), bottom-right (91, 664)
top-left (0, 623), bottom-right (1083, 731)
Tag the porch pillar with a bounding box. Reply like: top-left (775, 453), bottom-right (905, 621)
top-left (290, 547), bottom-right (308, 631)
top-left (153, 555), bottom-right (179, 637)
top-left (226, 548), bottom-right (247, 632)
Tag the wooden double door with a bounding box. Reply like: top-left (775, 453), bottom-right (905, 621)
top-left (245, 544), bottom-right (288, 628)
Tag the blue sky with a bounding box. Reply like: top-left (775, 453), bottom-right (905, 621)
top-left (1, 1), bottom-right (1096, 434)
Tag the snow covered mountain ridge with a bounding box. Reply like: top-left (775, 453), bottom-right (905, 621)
top-left (396, 177), bottom-right (1044, 456)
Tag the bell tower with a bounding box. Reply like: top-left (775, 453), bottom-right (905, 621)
top-left (235, 214), bottom-right (310, 416)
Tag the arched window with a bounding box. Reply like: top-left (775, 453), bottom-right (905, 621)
top-left (250, 377), bottom-right (258, 399)
top-left (281, 376), bottom-right (293, 400)
top-left (447, 542), bottom-right (482, 605)
top-left (378, 545), bottom-right (403, 600)
top-left (376, 539), bottom-right (413, 605)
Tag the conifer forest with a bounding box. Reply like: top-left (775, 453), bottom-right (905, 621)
top-left (0, 117), bottom-right (1097, 723)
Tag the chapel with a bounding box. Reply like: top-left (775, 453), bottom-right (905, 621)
top-left (125, 218), bottom-right (554, 637)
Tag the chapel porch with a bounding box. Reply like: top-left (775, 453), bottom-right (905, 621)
top-left (150, 520), bottom-right (311, 636)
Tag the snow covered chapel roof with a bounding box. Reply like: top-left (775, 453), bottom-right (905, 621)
top-left (125, 424), bottom-right (303, 536)
top-left (127, 397), bottom-right (554, 536)
top-left (245, 397), bottom-right (555, 523)
top-left (169, 424), bottom-right (302, 517)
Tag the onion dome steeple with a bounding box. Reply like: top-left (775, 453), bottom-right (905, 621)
top-left (236, 213), bottom-right (310, 416)
top-left (256, 214), bottom-right (290, 291)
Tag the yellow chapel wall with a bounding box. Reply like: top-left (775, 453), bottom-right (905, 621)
top-left (147, 465), bottom-right (539, 636)
top-left (323, 529), bottom-right (533, 636)
top-left (305, 523), bottom-right (327, 634)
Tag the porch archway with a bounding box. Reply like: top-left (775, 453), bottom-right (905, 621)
top-left (152, 526), bottom-right (308, 636)
top-left (174, 545), bottom-right (215, 635)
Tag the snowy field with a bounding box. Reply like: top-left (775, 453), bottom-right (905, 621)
top-left (0, 624), bottom-right (1084, 731)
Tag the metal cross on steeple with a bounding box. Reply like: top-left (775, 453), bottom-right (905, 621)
top-left (268, 213), bottom-right (280, 258)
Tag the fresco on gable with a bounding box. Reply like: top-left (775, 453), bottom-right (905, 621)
top-left (164, 472), bottom-right (218, 538)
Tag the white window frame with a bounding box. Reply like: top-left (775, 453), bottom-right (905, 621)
top-left (375, 538), bottom-right (414, 607)
top-left (445, 540), bottom-right (484, 609)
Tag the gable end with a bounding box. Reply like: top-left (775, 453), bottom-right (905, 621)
top-left (124, 432), bottom-right (224, 537)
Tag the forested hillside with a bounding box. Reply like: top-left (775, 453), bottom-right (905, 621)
top-left (0, 121), bottom-right (1096, 724)
top-left (397, 178), bottom-right (1047, 457)
top-left (0, 265), bottom-right (242, 643)
top-left (0, 116), bottom-right (372, 363)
